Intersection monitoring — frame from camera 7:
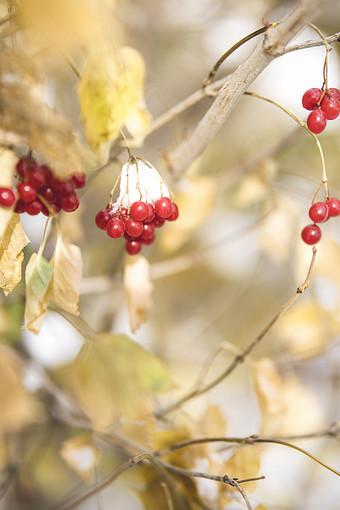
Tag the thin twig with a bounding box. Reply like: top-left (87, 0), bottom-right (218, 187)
top-left (156, 247), bottom-right (317, 417)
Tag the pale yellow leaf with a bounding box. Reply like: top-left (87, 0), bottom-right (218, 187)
top-left (0, 149), bottom-right (19, 240)
top-left (77, 45), bottom-right (150, 151)
top-left (223, 446), bottom-right (261, 495)
top-left (0, 213), bottom-right (30, 295)
top-left (52, 237), bottom-right (82, 315)
top-left (60, 435), bottom-right (99, 484)
top-left (124, 255), bottom-right (153, 333)
top-left (25, 252), bottom-right (53, 334)
top-left (200, 405), bottom-right (227, 437)
top-left (159, 176), bottom-right (217, 253)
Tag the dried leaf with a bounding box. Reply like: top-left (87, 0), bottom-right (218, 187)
top-left (222, 446), bottom-right (261, 494)
top-left (0, 148), bottom-right (18, 239)
top-left (25, 252), bottom-right (54, 334)
top-left (124, 255), bottom-right (153, 333)
top-left (60, 435), bottom-right (99, 484)
top-left (52, 236), bottom-right (82, 315)
top-left (0, 213), bottom-right (30, 295)
top-left (200, 405), bottom-right (227, 437)
top-left (77, 45), bottom-right (150, 151)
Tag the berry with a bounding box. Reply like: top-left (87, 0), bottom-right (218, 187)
top-left (26, 199), bottom-right (43, 215)
top-left (118, 207), bottom-right (130, 222)
top-left (61, 192), bottom-right (79, 212)
top-left (154, 197), bottom-right (172, 218)
top-left (143, 203), bottom-right (155, 224)
top-left (302, 88), bottom-right (322, 110)
top-left (326, 197), bottom-right (340, 217)
top-left (41, 186), bottom-right (57, 204)
top-left (106, 218), bottom-right (125, 238)
top-left (28, 167), bottom-right (47, 188)
top-left (14, 199), bottom-right (26, 214)
top-left (153, 215), bottom-right (165, 228)
top-left (18, 182), bottom-right (38, 203)
top-left (320, 97), bottom-right (340, 120)
top-left (301, 224), bottom-right (322, 245)
top-left (307, 109), bottom-right (327, 134)
top-left (16, 156), bottom-right (37, 178)
top-left (0, 187), bottom-right (16, 207)
top-left (72, 173), bottom-right (87, 189)
top-left (125, 218), bottom-right (143, 237)
top-left (140, 223), bottom-right (155, 241)
top-left (130, 201), bottom-right (149, 221)
top-left (329, 88), bottom-right (340, 102)
top-left (95, 209), bottom-right (110, 230)
top-left (167, 202), bottom-right (179, 221)
top-left (126, 239), bottom-right (142, 255)
top-left (308, 201), bottom-right (328, 223)
top-left (142, 233), bottom-right (155, 245)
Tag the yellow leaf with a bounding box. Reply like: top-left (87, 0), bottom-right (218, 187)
top-left (124, 255), bottom-right (153, 333)
top-left (0, 213), bottom-right (30, 295)
top-left (24, 252), bottom-right (54, 334)
top-left (60, 434), bottom-right (99, 484)
top-left (52, 236), bottom-right (82, 315)
top-left (77, 45), bottom-right (150, 151)
top-left (159, 176), bottom-right (217, 253)
top-left (223, 446), bottom-right (261, 493)
top-left (200, 405), bottom-right (227, 437)
top-left (0, 347), bottom-right (43, 432)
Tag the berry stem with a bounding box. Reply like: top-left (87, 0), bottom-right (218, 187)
top-left (37, 217), bottom-right (51, 257)
top-left (308, 23), bottom-right (331, 94)
top-left (244, 91), bottom-right (329, 198)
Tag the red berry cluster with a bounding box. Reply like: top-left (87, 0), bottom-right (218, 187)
top-left (95, 197), bottom-right (179, 255)
top-left (301, 197), bottom-right (340, 245)
top-left (2, 156), bottom-right (87, 216)
top-left (302, 87), bottom-right (340, 134)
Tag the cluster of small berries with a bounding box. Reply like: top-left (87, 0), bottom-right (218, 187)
top-left (0, 156), bottom-right (86, 215)
top-left (301, 197), bottom-right (340, 245)
top-left (302, 87), bottom-right (340, 134)
top-left (95, 197), bottom-right (179, 255)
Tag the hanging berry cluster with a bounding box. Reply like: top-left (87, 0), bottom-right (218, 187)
top-left (301, 197), bottom-right (340, 245)
top-left (0, 155), bottom-right (87, 215)
top-left (95, 157), bottom-right (179, 255)
top-left (302, 87), bottom-right (340, 134)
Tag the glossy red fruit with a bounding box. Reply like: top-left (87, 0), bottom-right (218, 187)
top-left (307, 109), bottom-right (327, 134)
top-left (16, 156), bottom-right (37, 178)
top-left (18, 182), bottom-right (38, 203)
top-left (14, 199), bottom-right (26, 214)
top-left (118, 207), bottom-right (130, 222)
top-left (142, 233), bottom-right (155, 245)
top-left (326, 197), bottom-right (340, 217)
top-left (125, 218), bottom-right (143, 237)
top-left (26, 199), bottom-right (43, 215)
top-left (72, 173), bottom-right (87, 189)
top-left (130, 201), bottom-right (149, 221)
top-left (153, 215), bottom-right (165, 228)
top-left (126, 239), bottom-right (142, 255)
top-left (95, 209), bottom-right (111, 230)
top-left (106, 218), bottom-right (125, 238)
top-left (0, 187), bottom-right (16, 207)
top-left (320, 97), bottom-right (340, 120)
top-left (143, 203), bottom-right (155, 224)
top-left (329, 88), bottom-right (340, 102)
top-left (302, 88), bottom-right (322, 110)
top-left (28, 167), bottom-right (47, 188)
top-left (308, 202), bottom-right (328, 223)
top-left (167, 202), bottom-right (179, 221)
top-left (41, 186), bottom-right (57, 204)
top-left (155, 197), bottom-right (172, 218)
top-left (61, 192), bottom-right (79, 212)
top-left (301, 224), bottom-right (322, 245)
top-left (140, 223), bottom-right (155, 240)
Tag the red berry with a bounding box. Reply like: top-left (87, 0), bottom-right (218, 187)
top-left (126, 239), bottom-right (142, 255)
top-left (307, 109), bottom-right (327, 134)
top-left (140, 223), bottom-right (155, 241)
top-left (130, 201), bottom-right (149, 221)
top-left (329, 88), bottom-right (340, 102)
top-left (59, 179), bottom-right (75, 196)
top-left (106, 218), bottom-right (125, 238)
top-left (142, 233), bottom-right (155, 245)
top-left (308, 201), bottom-right (328, 223)
top-left (14, 199), bottom-right (26, 213)
top-left (28, 167), bottom-right (47, 188)
top-left (153, 215), bottom-right (165, 228)
top-left (72, 173), bottom-right (87, 189)
top-left (50, 201), bottom-right (62, 215)
top-left (26, 199), bottom-right (43, 215)
top-left (326, 197), bottom-right (340, 217)
top-left (320, 97), bottom-right (340, 120)
top-left (118, 207), bottom-right (130, 222)
top-left (167, 202), bottom-right (179, 221)
top-left (61, 192), bottom-right (79, 212)
top-left (143, 203), bottom-right (155, 224)
top-left (95, 209), bottom-right (111, 230)
top-left (301, 224), bottom-right (322, 245)
top-left (154, 197), bottom-right (172, 218)
top-left (125, 218), bottom-right (143, 237)
top-left (302, 88), bottom-right (322, 110)
top-left (16, 156), bottom-right (37, 178)
top-left (0, 187), bottom-right (16, 207)
top-left (18, 182), bottom-right (38, 203)
top-left (41, 186), bottom-right (57, 204)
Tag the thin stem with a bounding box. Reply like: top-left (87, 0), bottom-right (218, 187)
top-left (156, 247), bottom-right (317, 417)
top-left (119, 129), bottom-right (133, 159)
top-left (308, 24), bottom-right (331, 90)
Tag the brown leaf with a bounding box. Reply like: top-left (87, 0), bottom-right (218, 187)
top-left (124, 255), bottom-right (153, 333)
top-left (52, 236), bottom-right (82, 315)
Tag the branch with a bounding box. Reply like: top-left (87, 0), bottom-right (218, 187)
top-left (156, 247), bottom-right (317, 416)
top-left (166, 0), bottom-right (336, 175)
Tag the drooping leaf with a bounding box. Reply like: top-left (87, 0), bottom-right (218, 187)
top-left (60, 434), bottom-right (99, 484)
top-left (52, 236), bottom-right (82, 315)
top-left (77, 45), bottom-right (151, 152)
top-left (0, 213), bottom-right (30, 295)
top-left (124, 255), bottom-right (153, 333)
top-left (25, 252), bottom-right (54, 334)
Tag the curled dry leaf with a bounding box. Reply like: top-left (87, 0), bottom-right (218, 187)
top-left (77, 45), bottom-right (151, 152)
top-left (0, 213), bottom-right (30, 295)
top-left (52, 236), bottom-right (82, 315)
top-left (25, 252), bottom-right (54, 334)
top-left (60, 434), bottom-right (99, 484)
top-left (124, 255), bottom-right (153, 333)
